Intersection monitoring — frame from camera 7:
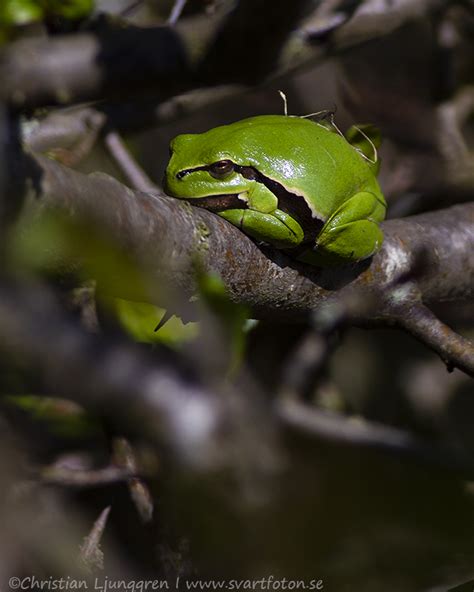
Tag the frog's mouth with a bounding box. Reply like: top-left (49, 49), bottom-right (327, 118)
top-left (187, 192), bottom-right (249, 213)
top-left (171, 163), bottom-right (325, 243)
top-left (188, 187), bottom-right (324, 245)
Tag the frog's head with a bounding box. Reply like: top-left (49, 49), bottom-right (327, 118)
top-left (163, 128), bottom-right (261, 211)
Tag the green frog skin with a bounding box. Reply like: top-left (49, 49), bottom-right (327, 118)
top-left (164, 114), bottom-right (387, 265)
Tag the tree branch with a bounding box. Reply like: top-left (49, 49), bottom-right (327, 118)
top-left (21, 154), bottom-right (474, 315)
top-left (15, 154), bottom-right (474, 375)
top-left (41, 464), bottom-right (139, 487)
top-left (0, 280), bottom-right (226, 469)
top-left (392, 303), bottom-right (474, 375)
top-left (103, 129), bottom-right (156, 192)
top-left (0, 274), bottom-right (281, 480)
top-left (278, 398), bottom-right (474, 476)
top-left (0, 26), bottom-right (188, 110)
top-left (0, 0), bottom-right (448, 113)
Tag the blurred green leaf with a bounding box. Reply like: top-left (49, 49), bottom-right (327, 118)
top-left (0, 0), bottom-right (93, 41)
top-left (0, 0), bottom-right (43, 26)
top-left (42, 0), bottom-right (94, 20)
top-left (4, 394), bottom-right (101, 439)
top-left (8, 210), bottom-right (199, 347)
top-left (197, 271), bottom-right (250, 374)
top-left (113, 298), bottom-right (199, 347)
top-left (8, 210), bottom-right (152, 302)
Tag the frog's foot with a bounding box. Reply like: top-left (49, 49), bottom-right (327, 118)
top-left (309, 191), bottom-right (386, 264)
top-left (219, 208), bottom-right (304, 248)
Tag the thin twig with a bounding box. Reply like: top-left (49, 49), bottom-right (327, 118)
top-left (436, 85), bottom-right (474, 187)
top-left (392, 303), bottom-right (474, 376)
top-left (104, 129), bottom-right (157, 192)
top-left (279, 330), bottom-right (334, 402)
top-left (120, 0), bottom-right (144, 18)
top-left (279, 291), bottom-right (380, 401)
top-left (113, 438), bottom-right (154, 522)
top-left (277, 398), bottom-right (474, 475)
top-left (41, 465), bottom-right (139, 487)
top-left (79, 506), bottom-right (111, 573)
top-left (167, 0), bottom-right (188, 26)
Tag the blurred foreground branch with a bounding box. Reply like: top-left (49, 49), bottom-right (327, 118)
top-left (0, 0), bottom-right (448, 117)
top-left (278, 398), bottom-right (474, 475)
top-left (0, 280), bottom-right (225, 469)
top-left (0, 26), bottom-right (188, 110)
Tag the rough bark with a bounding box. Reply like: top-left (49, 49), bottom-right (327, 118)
top-left (22, 154), bottom-right (474, 320)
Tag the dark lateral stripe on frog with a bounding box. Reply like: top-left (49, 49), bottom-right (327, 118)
top-left (258, 174), bottom-right (325, 243)
top-left (177, 163), bottom-right (324, 244)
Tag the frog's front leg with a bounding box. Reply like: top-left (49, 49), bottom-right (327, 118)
top-left (219, 208), bottom-right (304, 248)
top-left (304, 191), bottom-right (386, 265)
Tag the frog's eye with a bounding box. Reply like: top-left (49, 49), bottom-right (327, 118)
top-left (209, 160), bottom-right (234, 179)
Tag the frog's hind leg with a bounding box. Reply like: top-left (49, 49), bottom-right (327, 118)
top-left (309, 191), bottom-right (386, 264)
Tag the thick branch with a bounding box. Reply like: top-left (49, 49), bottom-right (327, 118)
top-left (21, 154), bottom-right (474, 320)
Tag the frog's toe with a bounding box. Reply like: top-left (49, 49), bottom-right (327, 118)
top-left (316, 219), bottom-right (384, 262)
top-left (308, 190), bottom-right (386, 264)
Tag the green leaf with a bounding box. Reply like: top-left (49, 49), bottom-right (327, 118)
top-left (0, 0), bottom-right (94, 28)
top-left (4, 395), bottom-right (101, 439)
top-left (42, 0), bottom-right (94, 20)
top-left (113, 298), bottom-right (199, 347)
top-left (197, 271), bottom-right (250, 375)
top-left (7, 210), bottom-right (153, 301)
top-left (0, 0), bottom-right (43, 27)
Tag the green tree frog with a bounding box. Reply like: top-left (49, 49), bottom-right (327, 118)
top-left (164, 115), bottom-right (386, 265)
